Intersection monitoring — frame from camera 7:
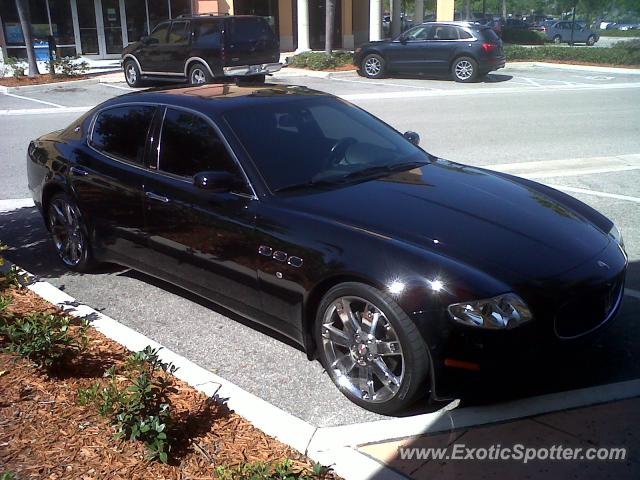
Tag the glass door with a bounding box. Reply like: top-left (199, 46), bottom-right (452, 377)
top-left (76, 0), bottom-right (99, 54)
top-left (100, 0), bottom-right (124, 54)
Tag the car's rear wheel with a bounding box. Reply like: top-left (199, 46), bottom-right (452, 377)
top-left (189, 62), bottom-right (212, 85)
top-left (123, 59), bottom-right (143, 88)
top-left (315, 282), bottom-right (430, 414)
top-left (361, 54), bottom-right (385, 79)
top-left (553, 34), bottom-right (562, 44)
top-left (587, 35), bottom-right (596, 46)
top-left (452, 56), bottom-right (478, 83)
top-left (47, 193), bottom-right (96, 272)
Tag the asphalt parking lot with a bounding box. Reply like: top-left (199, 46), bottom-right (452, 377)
top-left (1, 63), bottom-right (640, 427)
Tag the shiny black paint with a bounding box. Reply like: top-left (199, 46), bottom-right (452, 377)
top-left (27, 85), bottom-right (627, 400)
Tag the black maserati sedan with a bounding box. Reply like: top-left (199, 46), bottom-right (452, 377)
top-left (27, 84), bottom-right (626, 414)
top-left (354, 21), bottom-right (506, 82)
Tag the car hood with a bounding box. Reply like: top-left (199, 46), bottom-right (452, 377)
top-left (277, 160), bottom-right (610, 281)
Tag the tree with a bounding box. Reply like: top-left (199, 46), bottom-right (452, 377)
top-left (325, 0), bottom-right (336, 54)
top-left (15, 0), bottom-right (40, 77)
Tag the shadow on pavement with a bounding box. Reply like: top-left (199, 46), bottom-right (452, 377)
top-left (379, 72), bottom-right (513, 83)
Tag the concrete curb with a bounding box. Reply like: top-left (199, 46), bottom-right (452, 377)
top-left (0, 71), bottom-right (122, 94)
top-left (15, 270), bottom-right (395, 480)
top-left (508, 61), bottom-right (640, 74)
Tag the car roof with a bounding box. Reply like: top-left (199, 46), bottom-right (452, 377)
top-left (104, 83), bottom-right (331, 115)
top-left (420, 21), bottom-right (488, 30)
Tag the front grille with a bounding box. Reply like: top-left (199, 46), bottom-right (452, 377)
top-left (554, 276), bottom-right (624, 339)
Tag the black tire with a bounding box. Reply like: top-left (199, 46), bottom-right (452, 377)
top-left (587, 35), bottom-right (596, 46)
top-left (188, 62), bottom-right (213, 85)
top-left (246, 74), bottom-right (266, 83)
top-left (46, 193), bottom-right (96, 273)
top-left (360, 53), bottom-right (385, 79)
top-left (123, 59), bottom-right (143, 88)
top-left (314, 282), bottom-right (430, 415)
top-left (451, 56), bottom-right (479, 83)
top-left (553, 34), bottom-right (562, 44)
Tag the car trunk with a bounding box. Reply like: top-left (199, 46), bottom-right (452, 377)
top-left (224, 17), bottom-right (279, 66)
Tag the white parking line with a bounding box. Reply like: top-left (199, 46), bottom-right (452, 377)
top-left (0, 106), bottom-right (92, 116)
top-left (331, 76), bottom-right (438, 90)
top-left (100, 82), bottom-right (136, 91)
top-left (0, 198), bottom-right (35, 212)
top-left (546, 185), bottom-right (640, 204)
top-left (3, 91), bottom-right (64, 108)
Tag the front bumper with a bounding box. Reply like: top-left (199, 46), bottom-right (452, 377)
top-left (223, 62), bottom-right (282, 77)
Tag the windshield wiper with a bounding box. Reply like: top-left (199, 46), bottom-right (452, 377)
top-left (340, 161), bottom-right (429, 182)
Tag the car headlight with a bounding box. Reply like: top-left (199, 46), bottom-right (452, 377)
top-left (447, 293), bottom-right (533, 330)
top-left (609, 224), bottom-right (624, 250)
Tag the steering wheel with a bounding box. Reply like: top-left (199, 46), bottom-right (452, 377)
top-left (326, 137), bottom-right (357, 168)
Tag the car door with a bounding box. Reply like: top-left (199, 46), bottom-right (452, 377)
top-left (141, 106), bottom-right (262, 316)
top-left (386, 24), bottom-right (434, 72)
top-left (166, 20), bottom-right (191, 73)
top-left (70, 104), bottom-right (158, 263)
top-left (424, 25), bottom-right (460, 72)
top-left (138, 22), bottom-right (171, 73)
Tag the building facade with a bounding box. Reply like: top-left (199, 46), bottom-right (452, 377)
top-left (0, 0), bottom-right (407, 60)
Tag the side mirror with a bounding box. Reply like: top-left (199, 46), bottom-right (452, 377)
top-left (404, 131), bottom-right (420, 146)
top-left (141, 35), bottom-right (158, 45)
top-left (399, 35), bottom-right (408, 44)
top-left (194, 171), bottom-right (242, 193)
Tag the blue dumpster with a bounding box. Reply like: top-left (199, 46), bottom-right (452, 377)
top-left (34, 41), bottom-right (50, 61)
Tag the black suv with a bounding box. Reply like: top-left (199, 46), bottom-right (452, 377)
top-left (122, 15), bottom-right (281, 87)
top-left (354, 21), bottom-right (505, 82)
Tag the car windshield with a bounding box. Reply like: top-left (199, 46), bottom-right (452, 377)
top-left (223, 96), bottom-right (430, 193)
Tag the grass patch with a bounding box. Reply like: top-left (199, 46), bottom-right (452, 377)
top-left (505, 40), bottom-right (640, 66)
top-left (288, 51), bottom-right (354, 70)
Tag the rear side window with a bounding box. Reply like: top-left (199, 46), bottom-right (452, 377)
top-left (195, 20), bottom-right (223, 47)
top-left (149, 23), bottom-right (169, 43)
top-left (168, 21), bottom-right (190, 45)
top-left (428, 25), bottom-right (459, 40)
top-left (158, 108), bottom-right (241, 178)
top-left (458, 28), bottom-right (473, 39)
top-left (480, 28), bottom-right (500, 42)
top-left (91, 105), bottom-right (156, 165)
top-left (227, 17), bottom-right (275, 43)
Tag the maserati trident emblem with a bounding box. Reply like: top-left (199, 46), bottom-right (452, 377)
top-left (597, 260), bottom-right (610, 269)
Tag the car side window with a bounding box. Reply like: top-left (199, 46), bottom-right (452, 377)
top-left (428, 26), bottom-right (459, 40)
top-left (149, 23), bottom-right (169, 43)
top-left (91, 105), bottom-right (156, 165)
top-left (158, 108), bottom-right (245, 183)
top-left (457, 28), bottom-right (473, 39)
top-left (195, 20), bottom-right (223, 47)
top-left (168, 21), bottom-right (190, 45)
top-left (403, 25), bottom-right (431, 40)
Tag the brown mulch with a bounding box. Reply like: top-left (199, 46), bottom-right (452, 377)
top-left (0, 74), bottom-right (89, 87)
top-left (0, 286), bottom-right (336, 479)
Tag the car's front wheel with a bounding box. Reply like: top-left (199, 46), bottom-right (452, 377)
top-left (360, 54), bottom-right (385, 79)
top-left (189, 62), bottom-right (213, 85)
top-left (123, 59), bottom-right (143, 88)
top-left (452, 56), bottom-right (478, 83)
top-left (587, 35), bottom-right (596, 46)
top-left (315, 282), bottom-right (430, 414)
top-left (47, 193), bottom-right (96, 272)
top-left (553, 34), bottom-right (562, 44)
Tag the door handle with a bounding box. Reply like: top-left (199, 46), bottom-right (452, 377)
top-left (145, 191), bottom-right (170, 203)
top-left (70, 166), bottom-right (88, 176)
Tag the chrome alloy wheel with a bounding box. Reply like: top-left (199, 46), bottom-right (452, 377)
top-left (321, 296), bottom-right (405, 403)
top-left (364, 57), bottom-right (382, 77)
top-left (48, 198), bottom-right (85, 267)
top-left (125, 63), bottom-right (137, 84)
top-left (190, 68), bottom-right (207, 84)
top-left (454, 60), bottom-right (473, 81)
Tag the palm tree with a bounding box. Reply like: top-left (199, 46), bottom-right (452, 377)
top-left (15, 0), bottom-right (40, 77)
top-left (325, 0), bottom-right (336, 54)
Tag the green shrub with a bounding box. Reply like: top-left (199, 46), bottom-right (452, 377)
top-left (78, 346), bottom-right (178, 463)
top-left (5, 57), bottom-right (26, 78)
top-left (505, 41), bottom-right (640, 65)
top-left (599, 29), bottom-right (640, 37)
top-left (0, 311), bottom-right (88, 368)
top-left (288, 51), bottom-right (354, 70)
top-left (502, 28), bottom-right (546, 45)
top-left (216, 459), bottom-right (333, 480)
top-left (1, 471), bottom-right (16, 480)
top-left (48, 56), bottom-right (90, 76)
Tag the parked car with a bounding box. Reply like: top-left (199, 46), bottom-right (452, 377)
top-left (27, 84), bottom-right (627, 414)
top-left (121, 14), bottom-right (281, 87)
top-left (544, 20), bottom-right (599, 45)
top-left (505, 18), bottom-right (531, 29)
top-left (483, 18), bottom-right (504, 36)
top-left (355, 22), bottom-right (506, 82)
